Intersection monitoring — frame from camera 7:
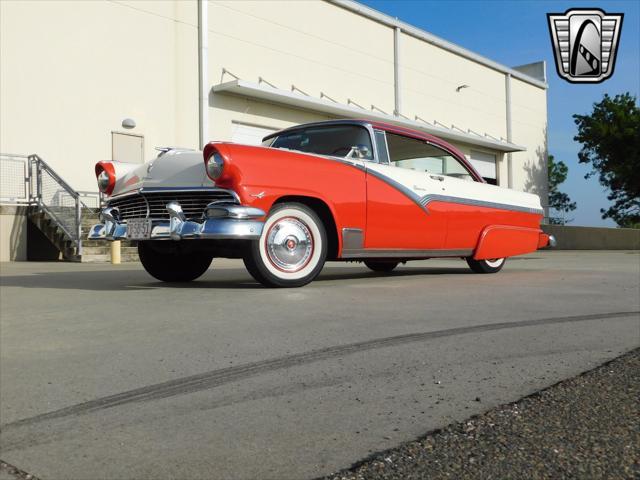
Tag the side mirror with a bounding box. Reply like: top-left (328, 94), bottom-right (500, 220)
top-left (347, 144), bottom-right (370, 159)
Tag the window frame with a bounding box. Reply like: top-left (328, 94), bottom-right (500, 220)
top-left (384, 131), bottom-right (481, 182)
top-left (264, 123), bottom-right (379, 163)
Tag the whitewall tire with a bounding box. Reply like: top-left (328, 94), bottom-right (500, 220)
top-left (243, 203), bottom-right (327, 287)
top-left (466, 257), bottom-right (506, 274)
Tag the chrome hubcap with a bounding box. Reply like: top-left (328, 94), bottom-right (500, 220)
top-left (265, 217), bottom-right (314, 272)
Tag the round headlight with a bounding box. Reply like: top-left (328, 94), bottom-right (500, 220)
top-left (206, 152), bottom-right (225, 180)
top-left (97, 170), bottom-right (111, 193)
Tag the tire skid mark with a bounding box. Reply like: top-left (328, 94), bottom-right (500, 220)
top-left (2, 311), bottom-right (638, 432)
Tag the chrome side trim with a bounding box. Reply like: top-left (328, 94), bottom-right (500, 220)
top-left (342, 228), bottom-right (364, 250)
top-left (418, 194), bottom-right (544, 215)
top-left (341, 248), bottom-right (473, 259)
top-left (365, 167), bottom-right (543, 216)
top-left (364, 167), bottom-right (429, 212)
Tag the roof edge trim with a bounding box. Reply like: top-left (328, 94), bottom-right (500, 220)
top-left (212, 80), bottom-right (527, 153)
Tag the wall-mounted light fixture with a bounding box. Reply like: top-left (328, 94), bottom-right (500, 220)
top-left (456, 84), bottom-right (470, 92)
top-left (121, 118), bottom-right (136, 129)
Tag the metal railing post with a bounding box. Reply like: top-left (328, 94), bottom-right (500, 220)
top-left (36, 159), bottom-right (42, 206)
top-left (75, 196), bottom-right (82, 256)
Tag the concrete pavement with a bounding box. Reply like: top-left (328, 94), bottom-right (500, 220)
top-left (0, 251), bottom-right (639, 479)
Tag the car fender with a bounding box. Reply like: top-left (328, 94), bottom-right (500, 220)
top-left (474, 224), bottom-right (542, 260)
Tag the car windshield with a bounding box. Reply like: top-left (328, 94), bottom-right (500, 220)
top-left (265, 125), bottom-right (374, 160)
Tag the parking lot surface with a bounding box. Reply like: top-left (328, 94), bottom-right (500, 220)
top-left (0, 251), bottom-right (639, 479)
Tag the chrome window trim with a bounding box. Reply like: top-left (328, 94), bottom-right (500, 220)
top-left (385, 131), bottom-right (477, 181)
top-left (373, 129), bottom-right (391, 165)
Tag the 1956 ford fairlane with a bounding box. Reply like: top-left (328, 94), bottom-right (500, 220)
top-left (89, 120), bottom-right (554, 287)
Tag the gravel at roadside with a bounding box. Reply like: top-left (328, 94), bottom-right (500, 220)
top-left (323, 348), bottom-right (640, 480)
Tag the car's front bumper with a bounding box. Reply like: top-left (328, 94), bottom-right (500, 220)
top-left (88, 201), bottom-right (265, 241)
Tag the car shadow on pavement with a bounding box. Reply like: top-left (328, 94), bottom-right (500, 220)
top-left (0, 266), bottom-right (472, 291)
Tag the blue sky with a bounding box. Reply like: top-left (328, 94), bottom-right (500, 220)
top-left (360, 0), bottom-right (640, 227)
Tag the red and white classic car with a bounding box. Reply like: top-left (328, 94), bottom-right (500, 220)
top-left (90, 120), bottom-right (554, 287)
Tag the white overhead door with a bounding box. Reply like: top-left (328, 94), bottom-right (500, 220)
top-left (469, 150), bottom-right (497, 182)
top-left (231, 123), bottom-right (278, 146)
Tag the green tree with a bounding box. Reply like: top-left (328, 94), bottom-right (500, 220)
top-left (547, 154), bottom-right (576, 225)
top-left (573, 93), bottom-right (640, 228)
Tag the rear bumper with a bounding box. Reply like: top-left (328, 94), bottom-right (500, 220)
top-left (88, 201), bottom-right (265, 241)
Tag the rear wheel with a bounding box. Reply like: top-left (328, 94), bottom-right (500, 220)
top-left (364, 261), bottom-right (399, 273)
top-left (243, 203), bottom-right (327, 288)
top-left (138, 241), bottom-right (213, 282)
top-left (466, 257), bottom-right (506, 274)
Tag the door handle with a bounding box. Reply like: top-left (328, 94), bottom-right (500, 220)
top-left (430, 175), bottom-right (445, 182)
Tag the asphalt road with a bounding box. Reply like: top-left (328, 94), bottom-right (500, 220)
top-left (0, 251), bottom-right (639, 480)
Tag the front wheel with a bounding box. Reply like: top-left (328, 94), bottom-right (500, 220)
top-left (138, 242), bottom-right (213, 282)
top-left (466, 257), bottom-right (506, 274)
top-left (243, 203), bottom-right (327, 287)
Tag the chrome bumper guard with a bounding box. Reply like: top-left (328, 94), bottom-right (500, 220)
top-left (88, 201), bottom-right (265, 241)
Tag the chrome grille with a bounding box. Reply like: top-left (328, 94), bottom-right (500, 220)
top-left (108, 189), bottom-right (237, 221)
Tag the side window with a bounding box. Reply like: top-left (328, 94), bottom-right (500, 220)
top-left (386, 133), bottom-right (475, 181)
top-left (374, 130), bottom-right (389, 164)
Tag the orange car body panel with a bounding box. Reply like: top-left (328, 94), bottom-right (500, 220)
top-left (474, 225), bottom-right (543, 260)
top-left (204, 141), bottom-right (546, 260)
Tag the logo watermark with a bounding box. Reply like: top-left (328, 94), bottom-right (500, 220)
top-left (547, 8), bottom-right (623, 83)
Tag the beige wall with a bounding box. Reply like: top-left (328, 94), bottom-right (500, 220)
top-left (400, 33), bottom-right (508, 141)
top-left (0, 0), bottom-right (199, 193)
top-left (510, 77), bottom-right (548, 201)
top-left (0, 207), bottom-right (27, 262)
top-left (207, 1), bottom-right (395, 122)
top-left (1, 0), bottom-right (547, 199)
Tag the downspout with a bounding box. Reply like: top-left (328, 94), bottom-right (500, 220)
top-left (393, 27), bottom-right (401, 116)
top-left (505, 73), bottom-right (513, 188)
top-left (198, 0), bottom-right (208, 149)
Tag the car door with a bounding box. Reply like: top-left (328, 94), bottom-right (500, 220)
top-left (364, 131), bottom-right (448, 251)
top-left (399, 143), bottom-right (524, 251)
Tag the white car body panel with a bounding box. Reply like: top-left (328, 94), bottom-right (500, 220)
top-left (110, 149), bottom-right (207, 197)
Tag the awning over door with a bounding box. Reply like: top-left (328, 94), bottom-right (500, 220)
top-left (213, 79), bottom-right (526, 153)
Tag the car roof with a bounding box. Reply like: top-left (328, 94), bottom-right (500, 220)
top-left (263, 119), bottom-right (459, 152)
top-left (263, 119), bottom-right (485, 183)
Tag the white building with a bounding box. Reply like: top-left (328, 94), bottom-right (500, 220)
top-left (0, 0), bottom-right (548, 261)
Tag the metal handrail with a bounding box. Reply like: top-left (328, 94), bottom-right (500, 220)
top-left (28, 154), bottom-right (88, 256)
top-left (1, 152), bottom-right (102, 258)
top-left (29, 155), bottom-right (79, 200)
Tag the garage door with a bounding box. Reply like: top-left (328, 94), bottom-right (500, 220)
top-left (469, 150), bottom-right (497, 184)
top-left (231, 123), bottom-right (278, 146)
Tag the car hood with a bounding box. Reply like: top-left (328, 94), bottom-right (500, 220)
top-left (112, 149), bottom-right (209, 197)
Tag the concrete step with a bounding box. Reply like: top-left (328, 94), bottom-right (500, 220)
top-left (81, 246), bottom-right (138, 256)
top-left (80, 253), bottom-right (140, 263)
top-left (83, 240), bottom-right (137, 248)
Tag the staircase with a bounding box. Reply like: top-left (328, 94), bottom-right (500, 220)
top-left (29, 206), bottom-right (138, 262)
top-left (1, 153), bottom-right (138, 263)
